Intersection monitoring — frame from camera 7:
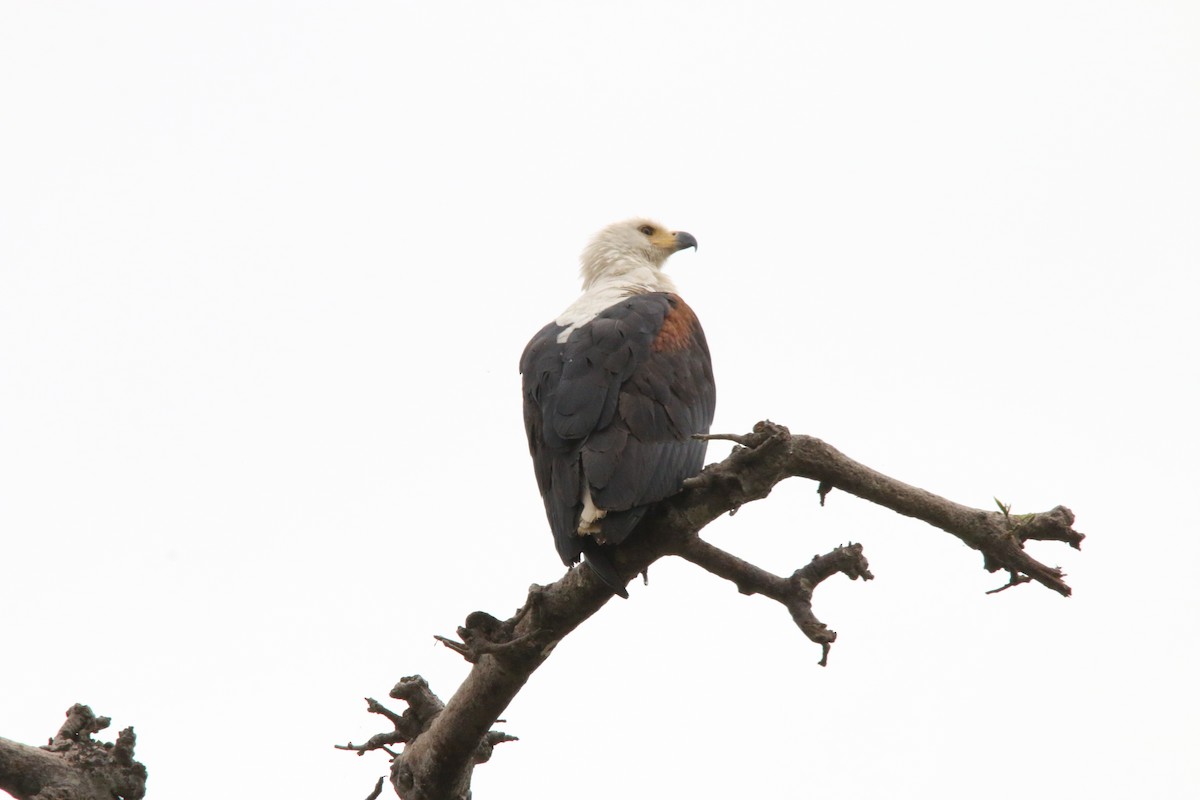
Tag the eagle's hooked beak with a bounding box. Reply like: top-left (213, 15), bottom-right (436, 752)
top-left (671, 231), bottom-right (698, 253)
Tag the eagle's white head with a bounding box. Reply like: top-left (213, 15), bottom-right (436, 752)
top-left (555, 218), bottom-right (698, 339)
top-left (579, 218), bottom-right (698, 291)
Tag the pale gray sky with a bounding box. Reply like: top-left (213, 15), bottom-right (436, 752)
top-left (2, 2), bottom-right (1198, 798)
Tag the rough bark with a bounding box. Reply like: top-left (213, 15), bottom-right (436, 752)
top-left (0, 704), bottom-right (147, 800)
top-left (341, 421), bottom-right (1085, 800)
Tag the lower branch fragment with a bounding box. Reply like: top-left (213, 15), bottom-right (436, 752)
top-left (0, 704), bottom-right (147, 800)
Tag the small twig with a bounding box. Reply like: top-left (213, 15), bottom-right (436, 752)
top-left (474, 730), bottom-right (520, 765)
top-left (693, 431), bottom-right (759, 446)
top-left (433, 635), bottom-right (472, 659)
top-left (365, 697), bottom-right (406, 728)
top-left (435, 626), bottom-right (542, 664)
top-left (364, 776), bottom-right (386, 800)
top-left (986, 573), bottom-right (1034, 594)
top-left (335, 733), bottom-right (406, 755)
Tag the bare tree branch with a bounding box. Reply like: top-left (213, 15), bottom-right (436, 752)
top-left (341, 420), bottom-right (1085, 800)
top-left (0, 704), bottom-right (147, 800)
top-left (684, 422), bottom-right (1081, 595)
top-left (673, 536), bottom-right (873, 665)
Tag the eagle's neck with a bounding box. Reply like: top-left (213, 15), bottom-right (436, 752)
top-left (554, 260), bottom-right (677, 343)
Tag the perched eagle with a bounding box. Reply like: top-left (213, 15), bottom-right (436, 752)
top-left (520, 219), bottom-right (716, 597)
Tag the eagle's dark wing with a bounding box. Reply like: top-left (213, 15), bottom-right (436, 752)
top-left (520, 292), bottom-right (715, 595)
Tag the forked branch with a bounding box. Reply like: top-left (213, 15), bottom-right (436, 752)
top-left (673, 536), bottom-right (874, 665)
top-left (685, 421), bottom-right (1082, 595)
top-left (341, 420), bottom-right (1084, 800)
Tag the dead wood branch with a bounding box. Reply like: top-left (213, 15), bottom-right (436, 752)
top-left (0, 704), bottom-right (147, 800)
top-left (674, 537), bottom-right (874, 665)
top-left (338, 677), bottom-right (517, 800)
top-left (684, 421), bottom-right (1083, 596)
top-left (341, 420), bottom-right (1084, 800)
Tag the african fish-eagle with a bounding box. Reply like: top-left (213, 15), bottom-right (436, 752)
top-left (520, 219), bottom-right (716, 598)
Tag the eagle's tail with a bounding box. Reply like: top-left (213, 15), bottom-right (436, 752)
top-left (581, 539), bottom-right (630, 599)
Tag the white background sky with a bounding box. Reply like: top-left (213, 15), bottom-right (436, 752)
top-left (2, 2), bottom-right (1198, 798)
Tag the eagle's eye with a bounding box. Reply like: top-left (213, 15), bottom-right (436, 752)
top-left (638, 225), bottom-right (655, 236)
